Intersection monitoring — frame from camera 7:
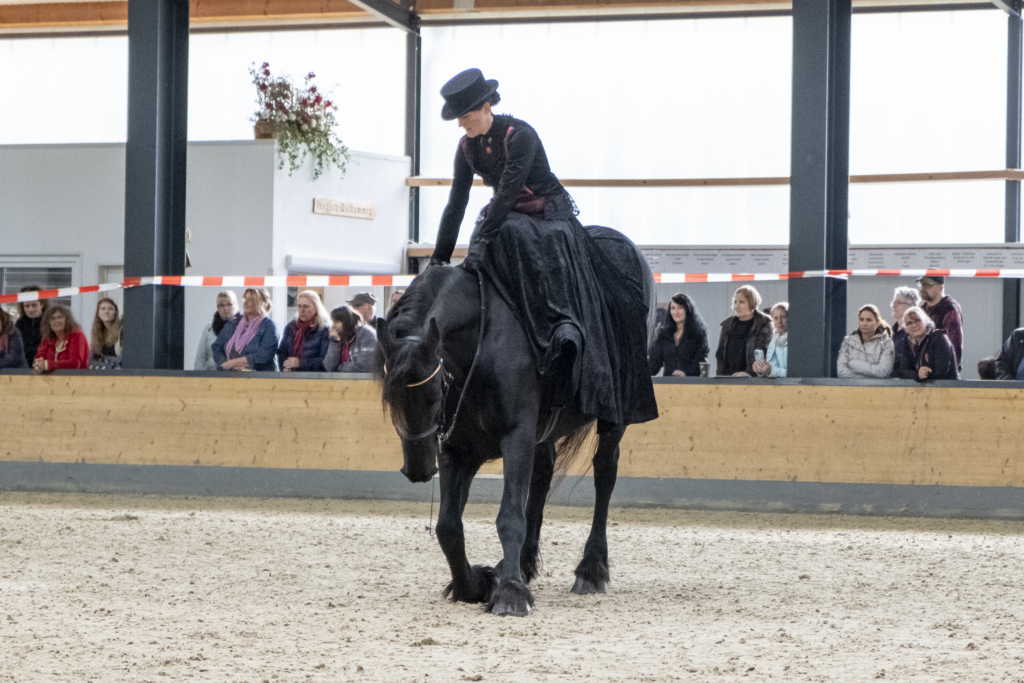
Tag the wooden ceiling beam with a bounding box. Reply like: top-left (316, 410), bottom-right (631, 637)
top-left (0, 0), bottom-right (994, 33)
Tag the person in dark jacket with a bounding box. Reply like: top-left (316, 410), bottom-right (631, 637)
top-left (995, 327), bottom-right (1024, 380)
top-left (715, 285), bottom-right (773, 376)
top-left (278, 291), bottom-right (331, 372)
top-left (918, 276), bottom-right (964, 372)
top-left (889, 286), bottom-right (921, 379)
top-left (212, 288), bottom-right (279, 372)
top-left (324, 305), bottom-right (378, 374)
top-left (0, 307), bottom-right (28, 369)
top-left (14, 286), bottom-right (47, 366)
top-left (648, 292), bottom-right (709, 377)
top-left (902, 307), bottom-right (959, 381)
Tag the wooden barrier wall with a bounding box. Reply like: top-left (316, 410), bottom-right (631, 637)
top-left (2, 374), bottom-right (1024, 488)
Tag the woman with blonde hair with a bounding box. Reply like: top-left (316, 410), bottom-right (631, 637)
top-left (33, 305), bottom-right (90, 372)
top-left (715, 285), bottom-right (773, 377)
top-left (278, 290), bottom-right (331, 372)
top-left (837, 304), bottom-right (894, 379)
top-left (212, 288), bottom-right (279, 371)
top-left (90, 297), bottom-right (122, 369)
top-left (194, 291), bottom-right (240, 371)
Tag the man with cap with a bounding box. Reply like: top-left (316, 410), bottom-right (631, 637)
top-left (347, 292), bottom-right (380, 330)
top-left (917, 276), bottom-right (963, 371)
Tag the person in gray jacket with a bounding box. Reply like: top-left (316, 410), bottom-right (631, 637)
top-left (324, 305), bottom-right (377, 373)
top-left (837, 304), bottom-right (895, 379)
top-left (194, 291), bottom-right (239, 371)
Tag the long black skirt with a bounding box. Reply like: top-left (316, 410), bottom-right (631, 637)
top-left (461, 199), bottom-right (658, 428)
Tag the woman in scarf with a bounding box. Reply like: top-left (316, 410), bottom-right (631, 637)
top-left (753, 302), bottom-right (789, 378)
top-left (323, 305), bottom-right (377, 373)
top-left (194, 291), bottom-right (240, 371)
top-left (429, 69), bottom-right (657, 427)
top-left (212, 288), bottom-right (279, 371)
top-left (278, 291), bottom-right (331, 372)
top-left (836, 304), bottom-right (894, 379)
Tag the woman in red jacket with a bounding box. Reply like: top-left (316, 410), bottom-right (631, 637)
top-left (33, 304), bottom-right (90, 372)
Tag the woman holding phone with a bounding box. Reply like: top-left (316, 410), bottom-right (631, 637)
top-left (715, 285), bottom-right (773, 377)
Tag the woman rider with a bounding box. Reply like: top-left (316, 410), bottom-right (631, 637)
top-left (429, 69), bottom-right (657, 429)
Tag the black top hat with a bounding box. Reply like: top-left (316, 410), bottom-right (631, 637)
top-left (440, 68), bottom-right (499, 121)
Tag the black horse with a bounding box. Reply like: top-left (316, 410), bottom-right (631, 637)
top-left (375, 227), bottom-right (657, 617)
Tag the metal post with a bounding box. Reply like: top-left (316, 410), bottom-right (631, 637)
top-left (1005, 13), bottom-right (1022, 341)
top-left (122, 0), bottom-right (189, 370)
top-left (787, 0), bottom-right (851, 378)
top-left (406, 22), bottom-right (422, 262)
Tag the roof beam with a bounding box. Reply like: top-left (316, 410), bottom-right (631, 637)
top-left (993, 1), bottom-right (1021, 17)
top-left (346, 0), bottom-right (419, 31)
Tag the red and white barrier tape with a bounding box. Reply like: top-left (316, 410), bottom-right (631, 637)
top-left (3, 269), bottom-right (1023, 305)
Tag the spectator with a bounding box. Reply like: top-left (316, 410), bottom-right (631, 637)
top-left (278, 290), bottom-right (331, 372)
top-left (33, 305), bottom-right (90, 372)
top-left (890, 286), bottom-right (922, 380)
top-left (212, 288), bottom-right (279, 372)
top-left (837, 304), bottom-right (894, 379)
top-left (918, 276), bottom-right (964, 372)
top-left (902, 307), bottom-right (959, 382)
top-left (14, 287), bottom-right (47, 366)
top-left (995, 326), bottom-right (1024, 380)
top-left (647, 293), bottom-right (709, 377)
top-left (978, 357), bottom-right (998, 380)
top-left (194, 291), bottom-right (240, 372)
top-left (89, 297), bottom-right (122, 369)
top-left (0, 307), bottom-right (28, 369)
top-left (347, 292), bottom-right (380, 329)
top-left (754, 302), bottom-right (789, 378)
top-left (388, 289), bottom-right (405, 314)
top-left (715, 285), bottom-right (772, 377)
top-left (324, 305), bottom-right (378, 373)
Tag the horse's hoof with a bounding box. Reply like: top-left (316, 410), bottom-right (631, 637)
top-left (485, 580), bottom-right (534, 617)
top-left (570, 576), bottom-right (607, 595)
top-left (442, 565), bottom-right (498, 604)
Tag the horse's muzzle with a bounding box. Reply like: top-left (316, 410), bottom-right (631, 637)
top-left (400, 461), bottom-right (438, 484)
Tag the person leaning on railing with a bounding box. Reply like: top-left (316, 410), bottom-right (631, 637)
top-left (889, 286), bottom-right (922, 380)
top-left (278, 290), bottom-right (331, 372)
top-left (901, 307), bottom-right (959, 382)
top-left (89, 297), bottom-right (122, 370)
top-left (323, 305), bottom-right (377, 373)
top-left (32, 305), bottom-right (90, 372)
top-left (753, 302), bottom-right (788, 378)
top-left (836, 304), bottom-right (894, 379)
top-left (212, 288), bottom-right (279, 372)
top-left (194, 291), bottom-right (240, 372)
top-left (647, 292), bottom-right (709, 377)
top-left (0, 307), bottom-right (28, 369)
top-left (14, 286), bottom-right (47, 367)
top-left (715, 285), bottom-right (772, 377)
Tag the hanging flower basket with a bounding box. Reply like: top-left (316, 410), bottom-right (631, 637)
top-left (249, 61), bottom-right (350, 180)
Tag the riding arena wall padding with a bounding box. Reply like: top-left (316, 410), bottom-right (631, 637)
top-left (2, 372), bottom-right (1023, 519)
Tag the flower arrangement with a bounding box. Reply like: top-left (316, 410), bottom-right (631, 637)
top-left (250, 62), bottom-right (350, 181)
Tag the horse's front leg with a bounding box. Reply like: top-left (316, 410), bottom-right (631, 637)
top-left (487, 425), bottom-right (537, 617)
top-left (572, 422), bottom-right (625, 595)
top-left (435, 452), bottom-right (496, 604)
top-left (495, 442), bottom-right (555, 584)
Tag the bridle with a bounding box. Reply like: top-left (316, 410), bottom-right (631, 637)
top-left (385, 356), bottom-right (451, 442)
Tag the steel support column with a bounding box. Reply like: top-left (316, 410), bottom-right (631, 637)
top-left (406, 23), bottom-right (422, 255)
top-left (1005, 13), bottom-right (1022, 341)
top-left (122, 0), bottom-right (189, 370)
top-left (787, 0), bottom-right (851, 378)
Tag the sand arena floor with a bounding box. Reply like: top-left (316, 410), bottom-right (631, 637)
top-left (1, 492), bottom-right (1023, 682)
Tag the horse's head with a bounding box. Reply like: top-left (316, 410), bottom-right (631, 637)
top-left (376, 316), bottom-right (445, 483)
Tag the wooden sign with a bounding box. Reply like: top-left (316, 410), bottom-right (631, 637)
top-left (312, 198), bottom-right (376, 220)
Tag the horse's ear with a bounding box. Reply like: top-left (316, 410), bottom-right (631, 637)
top-left (426, 317), bottom-right (441, 353)
top-left (376, 318), bottom-right (394, 359)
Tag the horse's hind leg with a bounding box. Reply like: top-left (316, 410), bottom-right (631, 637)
top-left (497, 442), bottom-right (555, 584)
top-left (571, 422), bottom-right (625, 595)
top-left (435, 453), bottom-right (497, 604)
